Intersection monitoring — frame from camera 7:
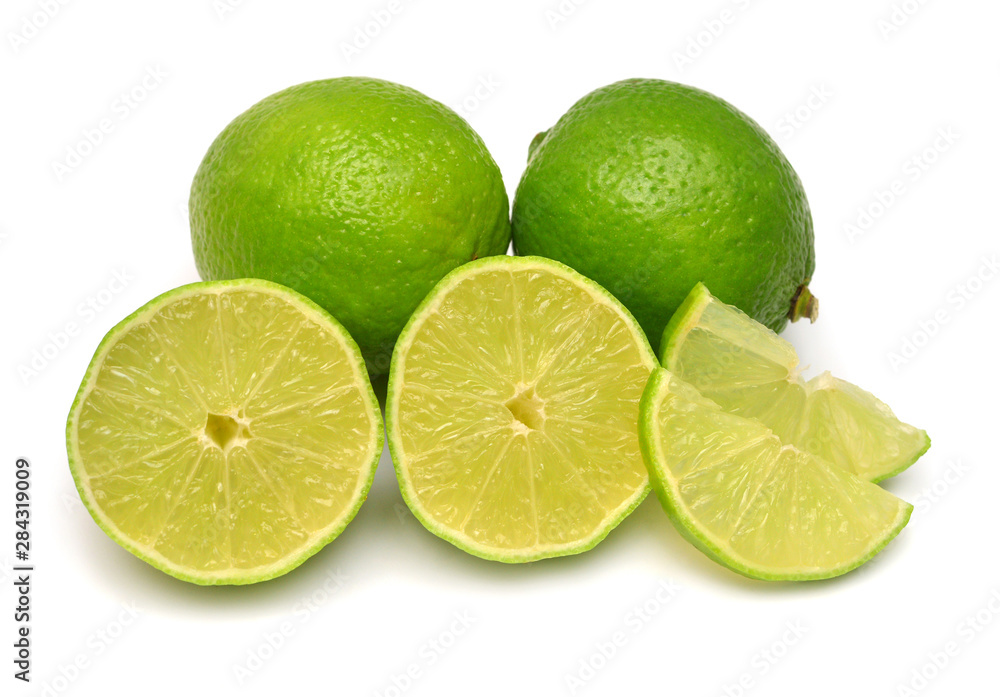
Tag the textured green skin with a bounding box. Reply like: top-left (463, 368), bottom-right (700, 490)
top-left (66, 279), bottom-right (384, 585)
top-left (191, 77), bottom-right (511, 378)
top-left (512, 79), bottom-right (815, 352)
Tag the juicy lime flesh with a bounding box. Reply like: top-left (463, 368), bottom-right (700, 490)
top-left (190, 77), bottom-right (511, 377)
top-left (67, 282), bottom-right (381, 584)
top-left (512, 78), bottom-right (814, 350)
top-left (663, 285), bottom-right (929, 482)
top-left (388, 257), bottom-right (657, 561)
top-left (641, 370), bottom-right (912, 580)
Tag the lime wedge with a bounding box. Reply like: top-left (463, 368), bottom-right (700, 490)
top-left (386, 256), bottom-right (657, 562)
top-left (640, 369), bottom-right (912, 581)
top-left (661, 283), bottom-right (929, 482)
top-left (66, 280), bottom-right (382, 585)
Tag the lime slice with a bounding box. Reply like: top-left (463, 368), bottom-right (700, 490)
top-left (661, 283), bottom-right (929, 482)
top-left (386, 256), bottom-right (657, 562)
top-left (66, 280), bottom-right (382, 585)
top-left (639, 369), bottom-right (912, 581)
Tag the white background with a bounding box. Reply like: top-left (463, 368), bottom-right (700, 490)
top-left (2, 0), bottom-right (998, 695)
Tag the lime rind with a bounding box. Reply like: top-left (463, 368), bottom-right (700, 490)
top-left (66, 279), bottom-right (383, 585)
top-left (639, 368), bottom-right (913, 581)
top-left (658, 281), bottom-right (715, 368)
top-left (386, 255), bottom-right (657, 563)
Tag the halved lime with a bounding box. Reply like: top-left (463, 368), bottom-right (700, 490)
top-left (386, 256), bottom-right (657, 562)
top-left (661, 283), bottom-right (929, 482)
top-left (66, 280), bottom-right (382, 585)
top-left (640, 369), bottom-right (912, 581)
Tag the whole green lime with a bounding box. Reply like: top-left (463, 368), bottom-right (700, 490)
top-left (191, 77), bottom-right (510, 377)
top-left (512, 78), bottom-right (816, 351)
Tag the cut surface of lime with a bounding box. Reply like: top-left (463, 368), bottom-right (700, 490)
top-left (66, 280), bottom-right (382, 585)
top-left (640, 369), bottom-right (912, 581)
top-left (386, 256), bottom-right (657, 562)
top-left (661, 283), bottom-right (929, 482)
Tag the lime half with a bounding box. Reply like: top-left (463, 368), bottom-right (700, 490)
top-left (66, 280), bottom-right (382, 585)
top-left (640, 369), bottom-right (912, 581)
top-left (386, 256), bottom-right (657, 562)
top-left (661, 283), bottom-right (929, 482)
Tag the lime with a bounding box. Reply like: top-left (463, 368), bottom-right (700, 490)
top-left (66, 280), bottom-right (382, 585)
top-left (640, 369), bottom-right (912, 581)
top-left (512, 78), bottom-right (816, 351)
top-left (190, 77), bottom-right (511, 378)
top-left (386, 256), bottom-right (657, 562)
top-left (662, 284), bottom-right (930, 482)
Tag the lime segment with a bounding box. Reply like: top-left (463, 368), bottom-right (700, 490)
top-left (661, 283), bottom-right (929, 482)
top-left (387, 256), bottom-right (657, 562)
top-left (639, 369), bottom-right (912, 581)
top-left (66, 280), bottom-right (382, 585)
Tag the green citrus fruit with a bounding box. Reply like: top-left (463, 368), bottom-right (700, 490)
top-left (386, 256), bottom-right (657, 562)
top-left (66, 280), bottom-right (383, 585)
top-left (190, 77), bottom-right (511, 378)
top-left (512, 78), bottom-right (816, 352)
top-left (661, 283), bottom-right (929, 483)
top-left (640, 369), bottom-right (912, 581)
